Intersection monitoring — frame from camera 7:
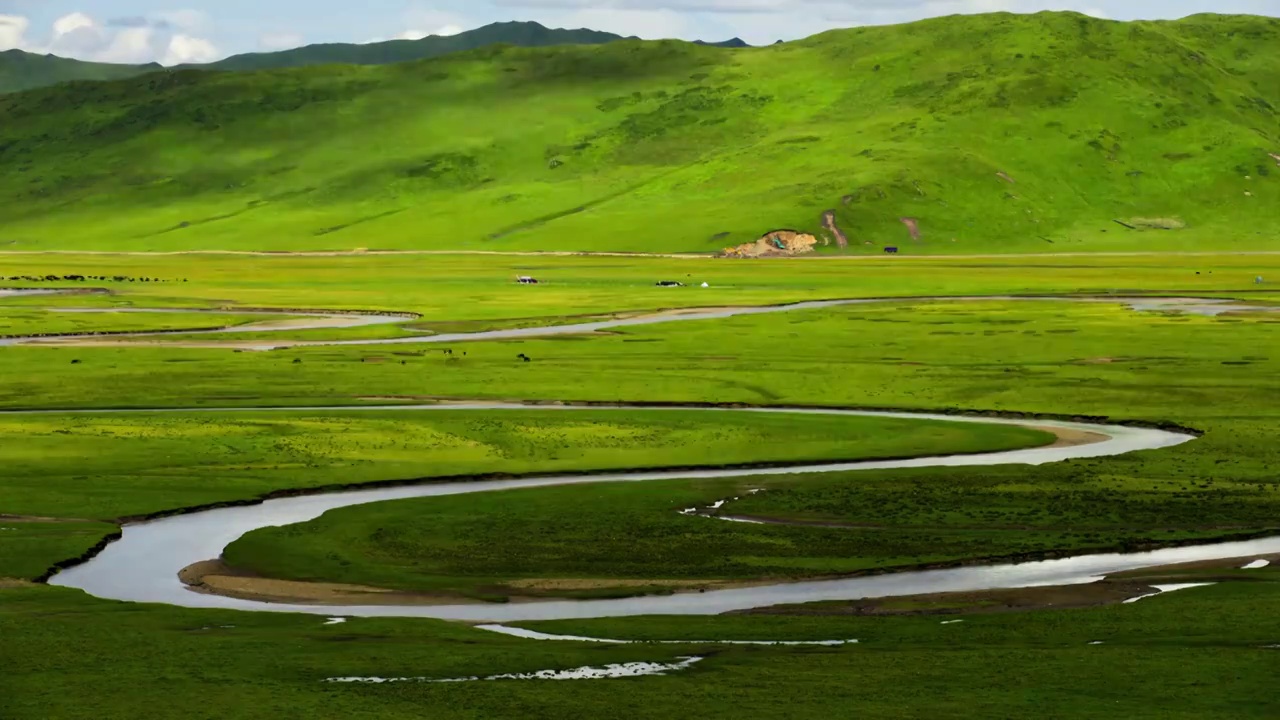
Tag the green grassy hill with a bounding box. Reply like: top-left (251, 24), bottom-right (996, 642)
top-left (1, 11), bottom-right (1278, 253)
top-left (0, 49), bottom-right (157, 95)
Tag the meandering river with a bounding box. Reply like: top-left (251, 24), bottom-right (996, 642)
top-left (7, 290), bottom-right (1272, 621)
top-left (46, 403), bottom-right (1242, 621)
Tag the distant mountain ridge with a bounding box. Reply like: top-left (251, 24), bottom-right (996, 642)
top-left (0, 21), bottom-right (752, 94)
top-left (0, 49), bottom-right (160, 95)
top-left (184, 21), bottom-right (630, 72)
top-left (695, 38), bottom-right (750, 48)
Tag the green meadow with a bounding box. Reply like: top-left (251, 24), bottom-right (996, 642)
top-left (4, 579), bottom-right (1275, 719)
top-left (1, 250), bottom-right (1278, 718)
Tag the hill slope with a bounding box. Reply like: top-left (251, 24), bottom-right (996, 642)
top-left (1, 11), bottom-right (1278, 253)
top-left (0, 49), bottom-right (156, 95)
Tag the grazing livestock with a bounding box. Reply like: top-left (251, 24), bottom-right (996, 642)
top-left (517, 353), bottom-right (531, 363)
top-left (516, 276), bottom-right (539, 285)
top-left (656, 281), bottom-right (685, 287)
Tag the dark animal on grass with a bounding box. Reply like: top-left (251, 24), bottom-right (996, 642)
top-left (517, 353), bottom-right (531, 363)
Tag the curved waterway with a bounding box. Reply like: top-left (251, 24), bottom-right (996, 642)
top-left (8, 294), bottom-right (1277, 350)
top-left (48, 402), bottom-right (1266, 623)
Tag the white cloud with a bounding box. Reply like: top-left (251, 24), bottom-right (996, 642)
top-left (0, 14), bottom-right (29, 50)
top-left (162, 34), bottom-right (219, 64)
top-left (94, 27), bottom-right (157, 63)
top-left (2, 11), bottom-right (220, 65)
top-left (51, 12), bottom-right (95, 36)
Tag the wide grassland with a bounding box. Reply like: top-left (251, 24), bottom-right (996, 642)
top-left (0, 249), bottom-right (1273, 359)
top-left (2, 251), bottom-right (1279, 718)
top-left (0, 252), bottom-right (1272, 411)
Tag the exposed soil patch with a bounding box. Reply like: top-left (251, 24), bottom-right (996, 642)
top-left (179, 559), bottom-right (485, 606)
top-left (899, 217), bottom-right (921, 240)
top-left (734, 580), bottom-right (1157, 617)
top-left (820, 210), bottom-right (849, 249)
top-left (1029, 425), bottom-right (1110, 448)
top-left (996, 171), bottom-right (1016, 184)
top-left (0, 578), bottom-right (35, 589)
top-left (733, 552), bottom-right (1274, 618)
top-left (721, 230), bottom-right (817, 258)
top-left (180, 559), bottom-right (769, 605)
top-left (1107, 553), bottom-right (1280, 581)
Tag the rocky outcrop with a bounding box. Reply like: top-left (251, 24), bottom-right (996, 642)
top-left (721, 230), bottom-right (818, 258)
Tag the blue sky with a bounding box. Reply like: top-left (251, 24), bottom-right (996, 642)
top-left (1, 0), bottom-right (1278, 65)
